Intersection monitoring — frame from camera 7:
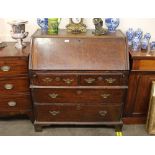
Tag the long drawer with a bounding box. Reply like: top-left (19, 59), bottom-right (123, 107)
top-left (0, 76), bottom-right (30, 94)
top-left (0, 58), bottom-right (28, 77)
top-left (32, 88), bottom-right (125, 104)
top-left (0, 94), bottom-right (32, 111)
top-left (34, 104), bottom-right (121, 122)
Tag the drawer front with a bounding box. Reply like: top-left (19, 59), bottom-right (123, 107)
top-left (33, 88), bottom-right (125, 104)
top-left (34, 104), bottom-right (121, 122)
top-left (0, 59), bottom-right (28, 76)
top-left (31, 73), bottom-right (78, 86)
top-left (0, 77), bottom-right (30, 94)
top-left (80, 73), bottom-right (128, 86)
top-left (0, 94), bottom-right (32, 111)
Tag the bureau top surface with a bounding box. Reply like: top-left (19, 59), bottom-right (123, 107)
top-left (32, 29), bottom-right (125, 39)
top-left (31, 29), bottom-right (129, 71)
top-left (0, 42), bottom-right (30, 57)
top-left (130, 51), bottom-right (155, 60)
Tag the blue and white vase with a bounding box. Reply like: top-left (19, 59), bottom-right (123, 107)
top-left (132, 36), bottom-right (141, 51)
top-left (126, 28), bottom-right (135, 46)
top-left (141, 38), bottom-right (149, 50)
top-left (144, 33), bottom-right (151, 41)
top-left (135, 28), bottom-right (143, 40)
top-left (37, 18), bottom-right (48, 31)
top-left (105, 18), bottom-right (120, 32)
top-left (150, 42), bottom-right (155, 51)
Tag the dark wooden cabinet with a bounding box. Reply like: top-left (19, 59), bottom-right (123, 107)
top-left (30, 29), bottom-right (129, 131)
top-left (0, 43), bottom-right (33, 120)
top-left (123, 51), bottom-right (155, 124)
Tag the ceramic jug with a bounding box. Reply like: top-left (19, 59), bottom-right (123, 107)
top-left (37, 18), bottom-right (48, 31)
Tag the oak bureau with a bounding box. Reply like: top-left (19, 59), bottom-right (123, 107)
top-left (29, 29), bottom-right (129, 131)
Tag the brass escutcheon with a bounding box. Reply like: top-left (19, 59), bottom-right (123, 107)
top-left (98, 76), bottom-right (103, 81)
top-left (55, 77), bottom-right (61, 81)
top-left (101, 94), bottom-right (111, 99)
top-left (76, 90), bottom-right (82, 95)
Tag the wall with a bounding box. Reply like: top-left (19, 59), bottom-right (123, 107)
top-left (0, 18), bottom-right (155, 42)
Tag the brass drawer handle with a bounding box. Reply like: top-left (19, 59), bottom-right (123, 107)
top-left (4, 84), bottom-right (14, 90)
top-left (101, 94), bottom-right (111, 99)
top-left (99, 111), bottom-right (107, 117)
top-left (48, 93), bottom-right (59, 99)
top-left (105, 78), bottom-right (116, 84)
top-left (84, 78), bottom-right (95, 84)
top-left (49, 111), bottom-right (60, 116)
top-left (63, 78), bottom-right (74, 84)
top-left (42, 77), bottom-right (53, 83)
top-left (8, 101), bottom-right (16, 107)
top-left (1, 65), bottom-right (11, 72)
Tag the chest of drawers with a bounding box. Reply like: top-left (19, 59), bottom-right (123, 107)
top-left (0, 43), bottom-right (33, 120)
top-left (30, 30), bottom-right (129, 132)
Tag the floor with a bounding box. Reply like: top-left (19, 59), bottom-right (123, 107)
top-left (0, 119), bottom-right (149, 136)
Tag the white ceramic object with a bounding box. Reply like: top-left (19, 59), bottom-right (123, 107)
top-left (8, 20), bottom-right (28, 49)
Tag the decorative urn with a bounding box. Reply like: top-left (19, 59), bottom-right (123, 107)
top-left (8, 20), bottom-right (28, 49)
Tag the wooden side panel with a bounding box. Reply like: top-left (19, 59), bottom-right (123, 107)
top-left (124, 72), bottom-right (155, 124)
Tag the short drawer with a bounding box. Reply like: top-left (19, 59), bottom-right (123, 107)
top-left (31, 72), bottom-right (78, 86)
top-left (132, 59), bottom-right (155, 70)
top-left (0, 58), bottom-right (28, 76)
top-left (80, 73), bottom-right (128, 86)
top-left (0, 94), bottom-right (32, 111)
top-left (34, 104), bottom-right (121, 122)
top-left (0, 76), bottom-right (30, 94)
top-left (32, 88), bottom-right (125, 104)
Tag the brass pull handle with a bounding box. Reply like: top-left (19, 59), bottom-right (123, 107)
top-left (99, 111), bottom-right (107, 117)
top-left (42, 77), bottom-right (53, 83)
top-left (49, 111), bottom-right (60, 116)
top-left (49, 93), bottom-right (59, 99)
top-left (84, 78), bottom-right (95, 84)
top-left (76, 104), bottom-right (81, 110)
top-left (8, 101), bottom-right (16, 107)
top-left (1, 65), bottom-right (11, 72)
top-left (63, 78), bottom-right (73, 84)
top-left (101, 94), bottom-right (111, 99)
top-left (4, 84), bottom-right (14, 90)
top-left (105, 78), bottom-right (116, 84)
